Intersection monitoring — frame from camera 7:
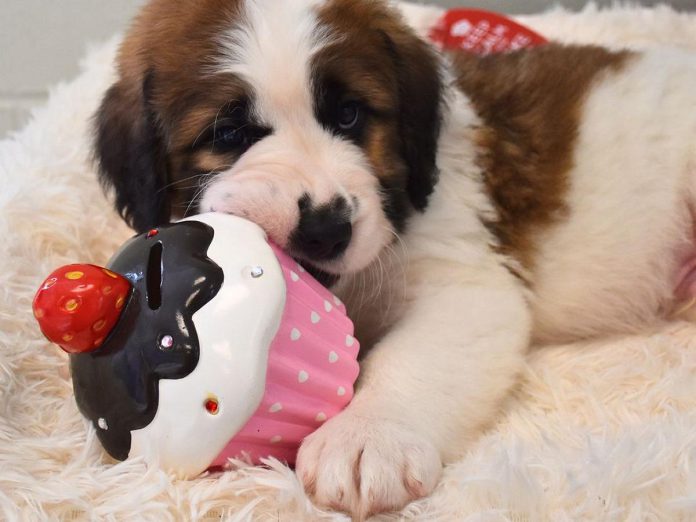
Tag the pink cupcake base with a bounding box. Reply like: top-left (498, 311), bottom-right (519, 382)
top-left (211, 245), bottom-right (360, 466)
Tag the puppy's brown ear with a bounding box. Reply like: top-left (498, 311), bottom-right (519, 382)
top-left (94, 71), bottom-right (170, 233)
top-left (381, 26), bottom-right (442, 211)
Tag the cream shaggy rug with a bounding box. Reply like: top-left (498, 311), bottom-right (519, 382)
top-left (2, 2), bottom-right (696, 520)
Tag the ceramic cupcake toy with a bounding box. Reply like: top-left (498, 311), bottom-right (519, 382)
top-left (33, 213), bottom-right (360, 478)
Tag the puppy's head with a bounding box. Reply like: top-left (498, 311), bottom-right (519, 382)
top-left (95, 0), bottom-right (442, 280)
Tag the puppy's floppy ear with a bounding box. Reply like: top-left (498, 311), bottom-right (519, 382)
top-left (381, 26), bottom-right (442, 211)
top-left (94, 71), bottom-right (170, 233)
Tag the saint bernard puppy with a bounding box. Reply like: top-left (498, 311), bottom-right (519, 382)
top-left (94, 0), bottom-right (696, 517)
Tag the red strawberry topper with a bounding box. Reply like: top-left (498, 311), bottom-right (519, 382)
top-left (33, 264), bottom-right (131, 354)
top-left (429, 9), bottom-right (547, 53)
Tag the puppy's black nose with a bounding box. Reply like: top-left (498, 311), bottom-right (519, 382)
top-left (293, 196), bottom-right (352, 261)
top-left (299, 219), bottom-right (352, 260)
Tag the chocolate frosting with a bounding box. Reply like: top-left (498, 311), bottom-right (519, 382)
top-left (70, 220), bottom-right (223, 460)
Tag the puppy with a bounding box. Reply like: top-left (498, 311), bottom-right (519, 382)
top-left (94, 0), bottom-right (696, 518)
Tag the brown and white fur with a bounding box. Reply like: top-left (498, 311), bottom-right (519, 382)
top-left (94, 0), bottom-right (696, 518)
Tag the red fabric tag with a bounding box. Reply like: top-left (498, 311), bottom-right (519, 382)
top-left (429, 9), bottom-right (548, 53)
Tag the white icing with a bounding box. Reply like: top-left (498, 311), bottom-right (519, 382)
top-left (129, 213), bottom-right (286, 478)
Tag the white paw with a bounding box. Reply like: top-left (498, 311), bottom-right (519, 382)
top-left (296, 412), bottom-right (442, 520)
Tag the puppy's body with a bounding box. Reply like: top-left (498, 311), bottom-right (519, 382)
top-left (322, 46), bottom-right (696, 516)
top-left (94, 0), bottom-right (696, 517)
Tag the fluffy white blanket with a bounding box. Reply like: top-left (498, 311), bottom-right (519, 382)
top-left (2, 3), bottom-right (696, 520)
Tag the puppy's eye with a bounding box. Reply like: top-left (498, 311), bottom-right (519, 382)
top-left (213, 126), bottom-right (246, 149)
top-left (338, 101), bottom-right (361, 130)
top-left (208, 124), bottom-right (271, 154)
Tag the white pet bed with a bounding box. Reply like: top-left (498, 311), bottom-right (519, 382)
top-left (2, 3), bottom-right (696, 520)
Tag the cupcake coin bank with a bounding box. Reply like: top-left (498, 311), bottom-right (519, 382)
top-left (33, 213), bottom-right (360, 478)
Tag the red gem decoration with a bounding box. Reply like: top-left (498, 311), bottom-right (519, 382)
top-left (205, 398), bottom-right (220, 415)
top-left (146, 229), bottom-right (159, 238)
top-left (429, 9), bottom-right (547, 53)
top-left (33, 264), bottom-right (131, 354)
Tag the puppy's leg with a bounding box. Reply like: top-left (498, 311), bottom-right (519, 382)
top-left (296, 260), bottom-right (531, 519)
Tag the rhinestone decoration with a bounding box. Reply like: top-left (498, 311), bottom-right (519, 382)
top-left (205, 398), bottom-right (220, 415)
top-left (159, 335), bottom-right (174, 350)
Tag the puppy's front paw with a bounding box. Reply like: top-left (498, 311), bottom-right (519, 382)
top-left (296, 412), bottom-right (442, 520)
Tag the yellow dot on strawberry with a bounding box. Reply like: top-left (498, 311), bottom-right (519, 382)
top-left (92, 319), bottom-right (107, 332)
top-left (62, 333), bottom-right (74, 342)
top-left (64, 299), bottom-right (79, 312)
top-left (103, 269), bottom-right (119, 279)
top-left (102, 285), bottom-right (112, 295)
top-left (33, 308), bottom-right (45, 319)
top-left (65, 271), bottom-right (84, 280)
top-left (93, 337), bottom-right (104, 347)
top-left (116, 295), bottom-right (125, 310)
